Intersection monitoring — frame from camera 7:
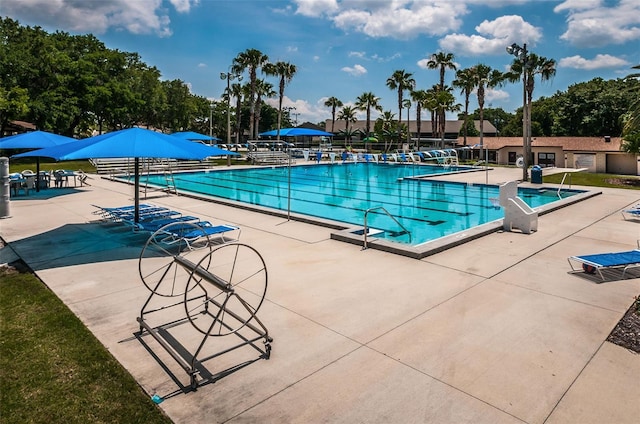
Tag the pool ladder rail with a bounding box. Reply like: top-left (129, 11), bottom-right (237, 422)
top-left (362, 206), bottom-right (412, 250)
top-left (557, 172), bottom-right (572, 198)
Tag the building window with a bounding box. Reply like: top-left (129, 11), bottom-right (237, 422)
top-left (538, 152), bottom-right (555, 168)
top-left (508, 152), bottom-right (517, 165)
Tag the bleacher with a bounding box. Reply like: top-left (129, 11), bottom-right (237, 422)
top-left (90, 158), bottom-right (217, 175)
top-left (246, 151), bottom-right (293, 165)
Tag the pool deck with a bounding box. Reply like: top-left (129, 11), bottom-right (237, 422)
top-left (1, 166), bottom-right (639, 423)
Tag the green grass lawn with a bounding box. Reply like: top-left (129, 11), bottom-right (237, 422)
top-left (8, 159), bottom-right (96, 174)
top-left (543, 171), bottom-right (640, 190)
top-left (0, 263), bottom-right (172, 424)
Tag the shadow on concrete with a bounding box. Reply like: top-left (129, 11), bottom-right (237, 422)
top-left (9, 187), bottom-right (86, 201)
top-left (9, 221), bottom-right (150, 271)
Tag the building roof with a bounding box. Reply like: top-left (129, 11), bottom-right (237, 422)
top-left (325, 119), bottom-right (496, 134)
top-left (461, 136), bottom-right (624, 152)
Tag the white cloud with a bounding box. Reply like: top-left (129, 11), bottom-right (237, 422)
top-left (559, 54), bottom-right (631, 70)
top-left (439, 15), bottom-right (542, 56)
top-left (483, 88), bottom-right (510, 103)
top-left (0, 0), bottom-right (199, 36)
top-left (293, 0), bottom-right (339, 17)
top-left (349, 51), bottom-right (366, 58)
top-left (294, 0), bottom-right (467, 39)
top-left (287, 46), bottom-right (299, 53)
top-left (197, 63), bottom-right (207, 68)
top-left (341, 64), bottom-right (367, 76)
top-left (553, 0), bottom-right (602, 13)
top-left (169, 0), bottom-right (199, 14)
top-left (557, 0), bottom-right (640, 47)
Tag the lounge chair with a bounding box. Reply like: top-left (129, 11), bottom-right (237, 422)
top-left (153, 221), bottom-right (240, 250)
top-left (92, 203), bottom-right (157, 221)
top-left (568, 249), bottom-right (640, 281)
top-left (133, 215), bottom-right (201, 232)
top-left (621, 205), bottom-right (640, 220)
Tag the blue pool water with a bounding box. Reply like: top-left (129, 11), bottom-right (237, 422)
top-left (138, 163), bottom-right (583, 246)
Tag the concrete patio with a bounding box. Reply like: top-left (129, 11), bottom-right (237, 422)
top-left (1, 166), bottom-right (639, 423)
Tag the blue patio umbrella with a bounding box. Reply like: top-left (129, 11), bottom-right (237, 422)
top-left (1, 130), bottom-right (77, 191)
top-left (171, 131), bottom-right (221, 142)
top-left (259, 128), bottom-right (333, 137)
top-left (13, 127), bottom-right (238, 222)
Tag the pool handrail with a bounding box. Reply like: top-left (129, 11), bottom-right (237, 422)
top-left (363, 206), bottom-right (411, 250)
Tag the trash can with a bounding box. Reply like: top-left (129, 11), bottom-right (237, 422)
top-left (531, 165), bottom-right (543, 184)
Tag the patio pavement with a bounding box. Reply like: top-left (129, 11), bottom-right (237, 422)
top-left (1, 166), bottom-right (639, 423)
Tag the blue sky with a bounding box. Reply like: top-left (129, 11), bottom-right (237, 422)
top-left (3, 0), bottom-right (639, 126)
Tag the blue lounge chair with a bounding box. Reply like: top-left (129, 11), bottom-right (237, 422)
top-left (621, 205), bottom-right (640, 220)
top-left (154, 221), bottom-right (240, 250)
top-left (568, 249), bottom-right (640, 281)
top-left (134, 215), bottom-right (201, 232)
top-left (93, 203), bottom-right (156, 221)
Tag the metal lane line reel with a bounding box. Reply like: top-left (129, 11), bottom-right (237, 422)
top-left (136, 222), bottom-right (272, 391)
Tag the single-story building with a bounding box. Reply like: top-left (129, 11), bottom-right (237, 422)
top-left (463, 136), bottom-right (638, 176)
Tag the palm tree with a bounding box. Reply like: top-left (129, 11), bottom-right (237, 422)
top-left (386, 70), bottom-right (415, 144)
top-left (230, 82), bottom-right (244, 143)
top-left (254, 79), bottom-right (275, 139)
top-left (470, 64), bottom-right (503, 160)
top-left (403, 98), bottom-right (411, 145)
top-left (433, 89), bottom-right (461, 148)
top-left (324, 96), bottom-right (343, 133)
top-left (355, 92), bottom-right (382, 144)
top-left (424, 85), bottom-right (439, 137)
top-left (427, 52), bottom-right (457, 146)
top-left (263, 61), bottom-right (297, 140)
top-left (427, 52), bottom-right (457, 90)
top-left (337, 105), bottom-right (358, 147)
top-left (453, 67), bottom-right (475, 146)
top-left (232, 48), bottom-right (269, 140)
top-left (505, 53), bottom-right (555, 178)
top-left (411, 89), bottom-right (428, 150)
top-left (375, 110), bottom-right (397, 152)
top-left (622, 65), bottom-right (640, 153)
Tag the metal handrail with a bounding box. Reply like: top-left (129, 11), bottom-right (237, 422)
top-left (363, 206), bottom-right (411, 249)
top-left (557, 172), bottom-right (572, 198)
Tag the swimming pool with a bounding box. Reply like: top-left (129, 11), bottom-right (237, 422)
top-left (137, 163), bottom-right (586, 247)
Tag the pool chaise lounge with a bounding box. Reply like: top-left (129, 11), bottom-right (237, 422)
top-left (153, 221), bottom-right (241, 250)
top-left (621, 205), bottom-right (640, 220)
top-left (568, 249), bottom-right (640, 281)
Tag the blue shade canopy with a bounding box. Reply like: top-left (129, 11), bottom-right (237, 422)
top-left (12, 127), bottom-right (238, 160)
top-left (171, 131), bottom-right (221, 142)
top-left (259, 128), bottom-right (333, 137)
top-left (0, 130), bottom-right (76, 149)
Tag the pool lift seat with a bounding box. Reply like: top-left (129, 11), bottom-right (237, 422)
top-left (499, 181), bottom-right (538, 234)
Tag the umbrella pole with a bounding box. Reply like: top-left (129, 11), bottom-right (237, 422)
top-left (36, 158), bottom-right (40, 192)
top-left (135, 158), bottom-right (140, 223)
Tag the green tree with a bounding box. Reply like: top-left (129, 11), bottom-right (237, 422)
top-left (411, 89), bottom-right (428, 149)
top-left (324, 96), bottom-right (343, 133)
top-left (232, 48), bottom-right (269, 139)
top-left (374, 110), bottom-right (399, 152)
top-left (621, 65), bottom-right (640, 153)
top-left (433, 88), bottom-right (461, 148)
top-left (426, 52), bottom-right (457, 145)
top-left (470, 64), bottom-right (503, 157)
top-left (263, 61), bottom-right (297, 140)
top-left (355, 92), bottom-right (383, 141)
top-left (506, 52), bottom-right (556, 175)
top-left (337, 105), bottom-right (358, 146)
top-left (254, 79), bottom-right (275, 139)
top-left (453, 67), bottom-right (475, 146)
top-left (386, 70), bottom-right (415, 143)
